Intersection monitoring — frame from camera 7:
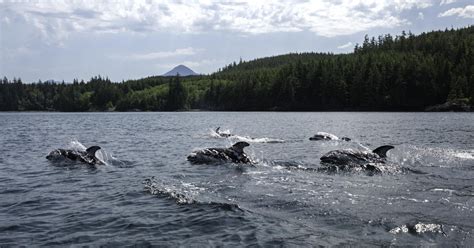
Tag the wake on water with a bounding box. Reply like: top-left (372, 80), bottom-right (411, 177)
top-left (209, 128), bottom-right (285, 143)
top-left (143, 177), bottom-right (243, 211)
top-left (389, 145), bottom-right (474, 169)
top-left (206, 128), bottom-right (474, 174)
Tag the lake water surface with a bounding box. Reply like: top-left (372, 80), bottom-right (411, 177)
top-left (0, 112), bottom-right (473, 246)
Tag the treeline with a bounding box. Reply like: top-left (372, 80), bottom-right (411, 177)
top-left (1, 26), bottom-right (473, 111)
top-left (211, 27), bottom-right (473, 110)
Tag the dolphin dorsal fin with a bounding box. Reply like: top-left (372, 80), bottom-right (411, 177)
top-left (372, 145), bottom-right (394, 158)
top-left (231, 142), bottom-right (250, 153)
top-left (86, 146), bottom-right (101, 156)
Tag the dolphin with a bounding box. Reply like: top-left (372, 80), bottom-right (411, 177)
top-left (187, 141), bottom-right (253, 164)
top-left (319, 145), bottom-right (394, 173)
top-left (309, 132), bottom-right (351, 141)
top-left (215, 127), bottom-right (233, 138)
top-left (46, 146), bottom-right (104, 165)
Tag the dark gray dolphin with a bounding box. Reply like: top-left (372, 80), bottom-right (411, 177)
top-left (215, 127), bottom-right (232, 138)
top-left (319, 145), bottom-right (394, 173)
top-left (309, 132), bottom-right (351, 141)
top-left (46, 146), bottom-right (104, 165)
top-left (187, 142), bottom-right (253, 164)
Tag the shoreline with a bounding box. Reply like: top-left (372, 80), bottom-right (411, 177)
top-left (1, 109), bottom-right (472, 113)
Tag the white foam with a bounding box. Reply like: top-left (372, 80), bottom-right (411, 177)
top-left (390, 225), bottom-right (409, 234)
top-left (209, 127), bottom-right (284, 143)
top-left (413, 223), bottom-right (443, 233)
top-left (389, 223), bottom-right (443, 234)
top-left (232, 135), bottom-right (285, 143)
top-left (432, 188), bottom-right (456, 194)
top-left (390, 145), bottom-right (474, 168)
top-left (453, 152), bottom-right (474, 159)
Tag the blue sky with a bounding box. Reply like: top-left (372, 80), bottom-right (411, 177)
top-left (0, 0), bottom-right (473, 82)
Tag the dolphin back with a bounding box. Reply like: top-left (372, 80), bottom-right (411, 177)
top-left (372, 145), bottom-right (394, 158)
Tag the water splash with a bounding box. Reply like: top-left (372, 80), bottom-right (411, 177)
top-left (63, 139), bottom-right (116, 165)
top-left (231, 135), bottom-right (285, 144)
top-left (209, 127), bottom-right (232, 138)
top-left (390, 145), bottom-right (474, 168)
top-left (67, 139), bottom-right (87, 151)
top-left (453, 152), bottom-right (474, 160)
top-left (209, 128), bottom-right (284, 143)
top-left (389, 222), bottom-right (445, 235)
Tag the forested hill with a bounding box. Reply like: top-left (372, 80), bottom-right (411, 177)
top-left (1, 26), bottom-right (473, 111)
top-left (218, 27), bottom-right (471, 73)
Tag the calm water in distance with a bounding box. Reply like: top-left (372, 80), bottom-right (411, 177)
top-left (0, 112), bottom-right (473, 246)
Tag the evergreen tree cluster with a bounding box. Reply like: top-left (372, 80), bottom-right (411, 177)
top-left (1, 26), bottom-right (472, 111)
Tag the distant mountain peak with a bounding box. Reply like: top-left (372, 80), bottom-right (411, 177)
top-left (162, 65), bottom-right (198, 76)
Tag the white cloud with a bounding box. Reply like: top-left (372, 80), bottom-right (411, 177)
top-left (128, 47), bottom-right (200, 60)
top-left (418, 12), bottom-right (425, 20)
top-left (1, 46), bottom-right (37, 59)
top-left (417, 12), bottom-right (425, 20)
top-left (440, 0), bottom-right (457, 6)
top-left (186, 59), bottom-right (224, 68)
top-left (1, 0), bottom-right (438, 44)
top-left (337, 42), bottom-right (353, 49)
top-left (2, 16), bottom-right (10, 24)
top-left (439, 5), bottom-right (474, 18)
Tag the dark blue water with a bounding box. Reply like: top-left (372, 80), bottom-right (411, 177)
top-left (0, 112), bottom-right (473, 246)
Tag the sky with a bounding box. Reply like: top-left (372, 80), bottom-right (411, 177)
top-left (0, 0), bottom-right (473, 83)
